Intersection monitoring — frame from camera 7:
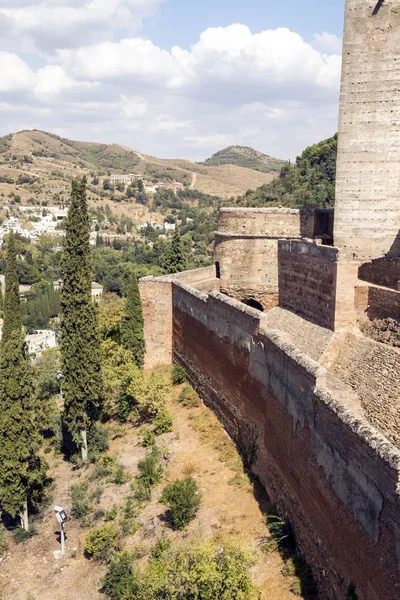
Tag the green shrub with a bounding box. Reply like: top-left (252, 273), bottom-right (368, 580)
top-left (154, 411), bottom-right (173, 435)
top-left (101, 552), bottom-right (137, 600)
top-left (105, 506), bottom-right (119, 522)
top-left (88, 422), bottom-right (109, 461)
top-left (137, 447), bottom-right (163, 488)
top-left (178, 385), bottom-right (200, 408)
top-left (161, 477), bottom-right (201, 530)
top-left (71, 481), bottom-right (92, 522)
top-left (151, 532), bottom-right (172, 560)
top-left (12, 526), bottom-right (37, 544)
top-left (131, 480), bottom-right (152, 503)
top-left (94, 509), bottom-right (106, 520)
top-left (114, 466), bottom-right (130, 485)
top-left (141, 429), bottom-right (155, 448)
top-left (264, 514), bottom-right (294, 553)
top-left (93, 454), bottom-right (117, 479)
top-left (120, 497), bottom-right (138, 537)
top-left (84, 523), bottom-right (119, 561)
top-left (101, 538), bottom-right (260, 600)
top-left (171, 364), bottom-right (186, 385)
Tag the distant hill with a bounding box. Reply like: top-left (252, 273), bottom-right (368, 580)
top-left (236, 134), bottom-right (338, 209)
top-left (0, 131), bottom-right (277, 201)
top-left (199, 145), bottom-right (285, 174)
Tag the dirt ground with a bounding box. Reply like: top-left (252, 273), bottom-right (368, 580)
top-left (0, 386), bottom-right (304, 600)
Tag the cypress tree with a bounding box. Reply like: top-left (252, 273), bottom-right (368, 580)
top-left (60, 177), bottom-right (103, 462)
top-left (163, 230), bottom-right (187, 274)
top-left (121, 271), bottom-right (145, 368)
top-left (0, 234), bottom-right (44, 531)
top-left (3, 231), bottom-right (21, 342)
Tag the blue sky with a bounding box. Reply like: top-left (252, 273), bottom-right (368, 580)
top-left (145, 0), bottom-right (345, 51)
top-left (0, 0), bottom-right (344, 160)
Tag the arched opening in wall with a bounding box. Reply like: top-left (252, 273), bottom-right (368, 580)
top-left (243, 298), bottom-right (264, 312)
top-left (215, 261), bottom-right (221, 279)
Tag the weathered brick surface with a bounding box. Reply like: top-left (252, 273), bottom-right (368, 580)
top-left (359, 257), bottom-right (400, 289)
top-left (334, 0), bottom-right (400, 261)
top-left (214, 208), bottom-right (311, 309)
top-left (331, 331), bottom-right (400, 444)
top-left (356, 285), bottom-right (400, 321)
top-left (278, 242), bottom-right (338, 329)
top-left (171, 282), bottom-right (400, 600)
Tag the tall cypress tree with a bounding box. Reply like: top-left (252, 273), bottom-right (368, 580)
top-left (163, 230), bottom-right (187, 274)
top-left (3, 231), bottom-right (21, 342)
top-left (121, 271), bottom-right (145, 368)
top-left (60, 177), bottom-right (103, 462)
top-left (0, 232), bottom-right (44, 531)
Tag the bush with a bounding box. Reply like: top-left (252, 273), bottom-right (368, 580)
top-left (178, 385), bottom-right (200, 408)
top-left (93, 454), bottom-right (117, 479)
top-left (84, 523), bottom-right (119, 561)
top-left (161, 477), bottom-right (201, 530)
top-left (171, 364), bottom-right (186, 385)
top-left (154, 411), bottom-right (173, 435)
top-left (12, 526), bottom-right (37, 544)
top-left (88, 422), bottom-right (109, 461)
top-left (71, 481), bottom-right (92, 522)
top-left (131, 480), bottom-right (152, 503)
top-left (101, 538), bottom-right (260, 600)
top-left (120, 497), bottom-right (138, 537)
top-left (137, 447), bottom-right (163, 488)
top-left (101, 552), bottom-right (137, 600)
top-left (141, 429), bottom-right (155, 448)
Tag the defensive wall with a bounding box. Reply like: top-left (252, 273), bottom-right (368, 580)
top-left (214, 207), bottom-right (334, 311)
top-left (140, 267), bottom-right (400, 600)
top-left (334, 0), bottom-right (400, 261)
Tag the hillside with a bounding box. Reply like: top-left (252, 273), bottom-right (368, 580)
top-left (236, 134), bottom-right (338, 209)
top-left (0, 131), bottom-right (277, 205)
top-left (200, 145), bottom-right (285, 174)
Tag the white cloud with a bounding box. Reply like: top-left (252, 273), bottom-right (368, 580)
top-left (0, 51), bottom-right (35, 92)
top-left (0, 22), bottom-right (342, 162)
top-left (312, 32), bottom-right (343, 55)
top-left (0, 0), bottom-right (163, 52)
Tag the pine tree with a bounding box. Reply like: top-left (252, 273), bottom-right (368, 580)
top-left (60, 177), bottom-right (103, 462)
top-left (0, 235), bottom-right (44, 531)
top-left (2, 231), bottom-right (21, 343)
top-left (162, 230), bottom-right (187, 274)
top-left (121, 271), bottom-right (145, 368)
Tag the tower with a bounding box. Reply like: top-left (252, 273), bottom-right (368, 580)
top-left (334, 0), bottom-right (400, 261)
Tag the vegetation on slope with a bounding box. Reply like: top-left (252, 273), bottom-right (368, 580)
top-left (237, 134), bottom-right (338, 209)
top-left (200, 145), bottom-right (285, 174)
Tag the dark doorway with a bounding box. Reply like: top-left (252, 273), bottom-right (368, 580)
top-left (243, 298), bottom-right (264, 312)
top-left (215, 261), bottom-right (221, 279)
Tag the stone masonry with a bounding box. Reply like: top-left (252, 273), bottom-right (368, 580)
top-left (334, 0), bottom-right (400, 261)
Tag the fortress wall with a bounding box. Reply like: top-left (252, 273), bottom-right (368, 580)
top-left (172, 282), bottom-right (400, 600)
top-left (359, 257), bottom-right (400, 290)
top-left (356, 285), bottom-right (400, 321)
top-left (331, 331), bottom-right (400, 445)
top-left (139, 266), bottom-right (219, 370)
top-left (334, 0), bottom-right (400, 261)
top-left (278, 241), bottom-right (338, 329)
top-left (214, 234), bottom-right (279, 309)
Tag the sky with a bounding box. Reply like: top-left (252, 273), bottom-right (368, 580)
top-left (0, 0), bottom-right (345, 161)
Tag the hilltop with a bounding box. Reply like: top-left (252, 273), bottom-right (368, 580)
top-left (236, 134), bottom-right (338, 208)
top-left (0, 131), bottom-right (277, 204)
top-left (200, 145), bottom-right (285, 174)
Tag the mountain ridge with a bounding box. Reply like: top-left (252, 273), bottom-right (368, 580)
top-left (199, 145), bottom-right (285, 173)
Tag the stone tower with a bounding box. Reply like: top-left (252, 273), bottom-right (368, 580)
top-left (334, 0), bottom-right (400, 261)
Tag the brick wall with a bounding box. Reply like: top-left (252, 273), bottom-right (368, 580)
top-left (356, 285), bottom-right (400, 321)
top-left (171, 283), bottom-right (400, 600)
top-left (359, 257), bottom-right (400, 289)
top-left (278, 241), bottom-right (338, 329)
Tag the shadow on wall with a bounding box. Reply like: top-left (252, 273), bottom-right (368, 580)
top-left (242, 298), bottom-right (264, 312)
top-left (358, 231), bottom-right (400, 289)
